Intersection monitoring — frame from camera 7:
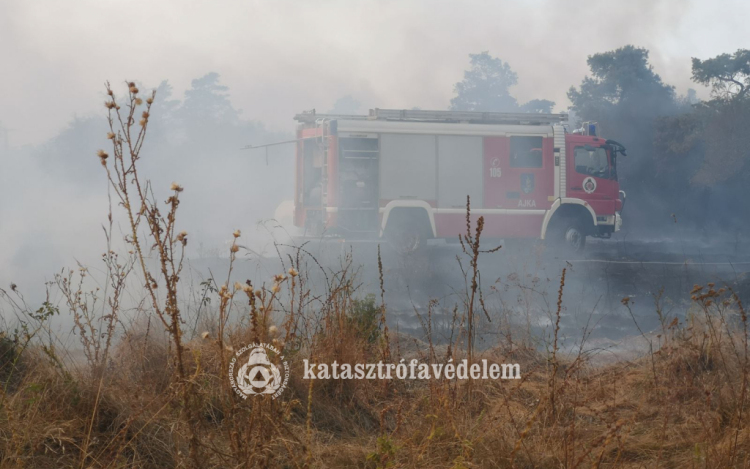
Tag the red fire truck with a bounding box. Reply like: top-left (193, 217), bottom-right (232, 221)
top-left (292, 109), bottom-right (626, 253)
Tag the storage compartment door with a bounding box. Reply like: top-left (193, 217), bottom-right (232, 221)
top-left (437, 135), bottom-right (483, 208)
top-left (379, 134), bottom-right (436, 202)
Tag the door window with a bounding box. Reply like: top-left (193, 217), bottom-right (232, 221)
top-left (574, 146), bottom-right (610, 179)
top-left (510, 136), bottom-right (543, 168)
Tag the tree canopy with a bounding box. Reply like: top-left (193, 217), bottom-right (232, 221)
top-left (450, 51), bottom-right (555, 113)
top-left (180, 72), bottom-right (240, 127)
top-left (655, 49), bottom-right (750, 189)
top-left (518, 99), bottom-right (556, 114)
top-left (568, 45), bottom-right (676, 122)
top-left (691, 49), bottom-right (750, 102)
top-left (450, 52), bottom-right (518, 112)
top-left (328, 95), bottom-right (362, 115)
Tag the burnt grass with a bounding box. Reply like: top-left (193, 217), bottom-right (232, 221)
top-left (3, 237), bottom-right (750, 468)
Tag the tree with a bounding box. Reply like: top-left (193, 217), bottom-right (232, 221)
top-left (518, 99), bottom-right (555, 114)
top-left (692, 49), bottom-right (750, 102)
top-left (450, 52), bottom-right (519, 112)
top-left (178, 72), bottom-right (239, 127)
top-left (328, 95), bottom-right (361, 115)
top-left (568, 45), bottom-right (676, 122)
top-left (656, 50), bottom-right (750, 188)
top-left (153, 81), bottom-right (181, 119)
top-left (31, 73), bottom-right (295, 249)
top-left (568, 46), bottom-right (683, 234)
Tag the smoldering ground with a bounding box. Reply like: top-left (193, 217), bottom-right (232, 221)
top-left (175, 230), bottom-right (750, 366)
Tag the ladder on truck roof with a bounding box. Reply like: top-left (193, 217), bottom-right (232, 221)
top-left (294, 112), bottom-right (367, 123)
top-left (294, 109), bottom-right (567, 125)
top-left (369, 108), bottom-right (568, 125)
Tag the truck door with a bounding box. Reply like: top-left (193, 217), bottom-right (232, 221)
top-left (566, 140), bottom-right (617, 217)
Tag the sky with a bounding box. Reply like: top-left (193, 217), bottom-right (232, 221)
top-left (1, 0), bottom-right (749, 147)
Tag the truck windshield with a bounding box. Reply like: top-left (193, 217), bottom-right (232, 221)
top-left (574, 146), bottom-right (612, 179)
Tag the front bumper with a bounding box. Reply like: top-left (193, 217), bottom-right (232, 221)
top-left (593, 211), bottom-right (622, 237)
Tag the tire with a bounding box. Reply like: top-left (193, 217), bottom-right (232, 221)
top-left (547, 217), bottom-right (587, 256)
top-left (385, 218), bottom-right (426, 254)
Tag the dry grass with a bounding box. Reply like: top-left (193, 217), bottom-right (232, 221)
top-left (0, 81), bottom-right (749, 468)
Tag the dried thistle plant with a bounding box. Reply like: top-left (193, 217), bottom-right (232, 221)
top-left (99, 80), bottom-right (202, 465)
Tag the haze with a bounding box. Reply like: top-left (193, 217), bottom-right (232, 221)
top-left (2, 0), bottom-right (749, 147)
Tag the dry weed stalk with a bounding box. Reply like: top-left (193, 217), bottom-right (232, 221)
top-left (549, 267), bottom-right (565, 416)
top-left (99, 81), bottom-right (202, 466)
top-left (458, 195), bottom-right (501, 365)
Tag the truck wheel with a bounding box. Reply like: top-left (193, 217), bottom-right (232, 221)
top-left (386, 218), bottom-right (425, 254)
top-left (548, 218), bottom-right (587, 255)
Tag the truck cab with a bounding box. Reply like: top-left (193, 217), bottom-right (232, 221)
top-left (551, 131), bottom-right (626, 250)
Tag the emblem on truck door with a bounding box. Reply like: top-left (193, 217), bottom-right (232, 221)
top-left (583, 177), bottom-right (597, 194)
top-left (520, 174), bottom-right (534, 194)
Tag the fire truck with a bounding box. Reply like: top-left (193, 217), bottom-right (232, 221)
top-left (292, 109), bottom-right (626, 253)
